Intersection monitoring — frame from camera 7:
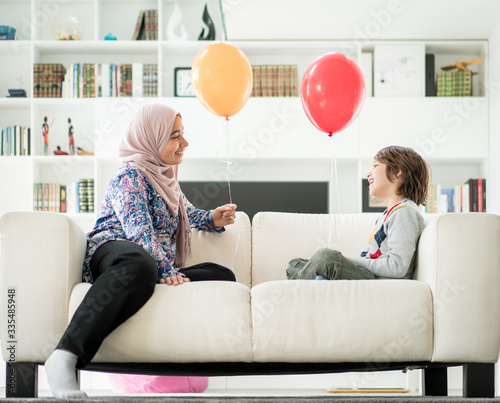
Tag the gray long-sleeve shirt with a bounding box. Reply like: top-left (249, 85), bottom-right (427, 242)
top-left (352, 199), bottom-right (426, 279)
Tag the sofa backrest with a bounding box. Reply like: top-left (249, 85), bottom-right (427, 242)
top-left (251, 212), bottom-right (379, 286)
top-left (186, 211), bottom-right (252, 287)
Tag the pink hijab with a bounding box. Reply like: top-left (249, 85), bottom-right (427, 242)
top-left (119, 104), bottom-right (190, 268)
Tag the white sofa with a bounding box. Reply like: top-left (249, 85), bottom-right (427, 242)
top-left (1, 211), bottom-right (500, 398)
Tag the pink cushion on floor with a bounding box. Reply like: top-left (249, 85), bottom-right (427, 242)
top-left (108, 374), bottom-right (209, 393)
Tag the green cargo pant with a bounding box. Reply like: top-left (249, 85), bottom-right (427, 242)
top-left (286, 248), bottom-right (376, 280)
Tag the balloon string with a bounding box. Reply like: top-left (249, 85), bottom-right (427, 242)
top-left (216, 118), bottom-right (239, 270)
top-left (328, 138), bottom-right (341, 247)
top-left (216, 119), bottom-right (233, 205)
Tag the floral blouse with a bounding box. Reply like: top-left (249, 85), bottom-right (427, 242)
top-left (82, 163), bottom-right (223, 283)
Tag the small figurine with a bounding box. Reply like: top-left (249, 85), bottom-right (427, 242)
top-left (77, 147), bottom-right (94, 156)
top-left (104, 32), bottom-right (117, 40)
top-left (42, 116), bottom-right (49, 155)
top-left (198, 4), bottom-right (215, 40)
top-left (54, 146), bottom-right (69, 156)
top-left (167, 3), bottom-right (188, 41)
top-left (68, 118), bottom-right (75, 155)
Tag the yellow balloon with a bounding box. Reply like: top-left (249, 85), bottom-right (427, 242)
top-left (191, 42), bottom-right (253, 119)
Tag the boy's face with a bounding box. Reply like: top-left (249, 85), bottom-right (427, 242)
top-left (367, 160), bottom-right (401, 201)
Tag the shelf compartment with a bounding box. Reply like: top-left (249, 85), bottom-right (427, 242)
top-left (32, 155), bottom-right (95, 185)
top-left (32, 102), bottom-right (95, 157)
top-left (33, 0), bottom-right (95, 41)
top-left (161, 0), bottom-right (223, 42)
top-left (0, 41), bottom-right (32, 98)
top-left (0, 100), bottom-right (31, 128)
top-left (0, 0), bottom-right (31, 40)
top-left (425, 40), bottom-right (488, 97)
top-left (98, 0), bottom-right (158, 42)
top-left (0, 156), bottom-right (33, 212)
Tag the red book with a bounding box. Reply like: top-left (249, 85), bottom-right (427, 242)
top-left (477, 178), bottom-right (483, 212)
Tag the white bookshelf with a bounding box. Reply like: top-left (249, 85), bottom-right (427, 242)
top-left (0, 0), bottom-right (490, 218)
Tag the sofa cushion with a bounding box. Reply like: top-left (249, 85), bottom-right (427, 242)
top-left (252, 212), bottom-right (379, 286)
top-left (186, 211), bottom-right (252, 288)
top-left (251, 279), bottom-right (433, 363)
top-left (69, 281), bottom-right (253, 363)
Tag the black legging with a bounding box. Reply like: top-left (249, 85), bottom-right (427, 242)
top-left (57, 240), bottom-right (236, 368)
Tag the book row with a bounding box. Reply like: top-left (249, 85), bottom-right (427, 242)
top-left (33, 179), bottom-right (95, 214)
top-left (63, 63), bottom-right (159, 98)
top-left (251, 65), bottom-right (298, 97)
top-left (1, 126), bottom-right (31, 156)
top-left (33, 63), bottom-right (159, 98)
top-left (426, 178), bottom-right (486, 213)
top-left (436, 71), bottom-right (472, 97)
top-left (33, 64), bottom-right (66, 98)
top-left (132, 9), bottom-right (158, 40)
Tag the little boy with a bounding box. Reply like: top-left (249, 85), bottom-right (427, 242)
top-left (287, 145), bottom-right (429, 280)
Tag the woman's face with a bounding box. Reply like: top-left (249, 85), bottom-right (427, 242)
top-left (160, 115), bottom-right (189, 165)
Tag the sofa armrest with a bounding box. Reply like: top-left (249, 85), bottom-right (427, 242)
top-left (1, 212), bottom-right (86, 363)
top-left (414, 213), bottom-right (500, 363)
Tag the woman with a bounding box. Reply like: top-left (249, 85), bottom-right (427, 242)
top-left (44, 104), bottom-right (237, 399)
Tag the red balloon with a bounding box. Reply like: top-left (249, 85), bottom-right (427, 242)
top-left (300, 53), bottom-right (366, 136)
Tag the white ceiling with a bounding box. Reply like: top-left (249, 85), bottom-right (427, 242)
top-left (224, 0), bottom-right (500, 41)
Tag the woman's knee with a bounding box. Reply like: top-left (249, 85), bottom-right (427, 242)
top-left (214, 264), bottom-right (236, 282)
top-left (221, 268), bottom-right (236, 282)
top-left (114, 248), bottom-right (158, 290)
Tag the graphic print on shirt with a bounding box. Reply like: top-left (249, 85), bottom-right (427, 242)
top-left (361, 200), bottom-right (407, 260)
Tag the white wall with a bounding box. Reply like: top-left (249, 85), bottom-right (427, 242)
top-left (224, 0), bottom-right (500, 41)
top-left (488, 21), bottom-right (500, 214)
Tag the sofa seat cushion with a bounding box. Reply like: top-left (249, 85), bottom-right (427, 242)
top-left (251, 279), bottom-right (433, 363)
top-left (69, 281), bottom-right (252, 363)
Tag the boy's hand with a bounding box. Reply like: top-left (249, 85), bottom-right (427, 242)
top-left (212, 204), bottom-right (237, 228)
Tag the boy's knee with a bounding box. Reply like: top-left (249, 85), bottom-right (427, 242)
top-left (316, 248), bottom-right (343, 261)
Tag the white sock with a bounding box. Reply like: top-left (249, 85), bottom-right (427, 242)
top-left (45, 349), bottom-right (88, 399)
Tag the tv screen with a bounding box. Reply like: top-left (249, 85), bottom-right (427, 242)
top-left (180, 181), bottom-right (329, 221)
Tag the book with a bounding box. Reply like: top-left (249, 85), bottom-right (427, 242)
top-left (427, 179), bottom-right (486, 214)
top-left (78, 179), bottom-right (89, 213)
top-left (290, 65), bottom-right (298, 96)
top-left (483, 179), bottom-right (487, 212)
top-left (132, 10), bottom-right (145, 40)
top-left (266, 66), bottom-right (273, 97)
top-left (277, 65), bottom-right (284, 97)
top-left (60, 185), bottom-right (67, 213)
top-left (462, 183), bottom-right (470, 213)
top-left (437, 71), bottom-right (472, 97)
top-left (0, 125), bottom-right (31, 156)
top-left (33, 63), bottom-right (66, 98)
top-left (284, 65), bottom-right (290, 96)
top-left (425, 54), bottom-right (436, 96)
top-left (477, 178), bottom-right (483, 213)
top-left (132, 63), bottom-right (143, 97)
top-left (87, 179), bottom-right (94, 213)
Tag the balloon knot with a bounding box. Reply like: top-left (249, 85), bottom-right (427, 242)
top-left (328, 133), bottom-right (333, 137)
top-left (225, 116), bottom-right (230, 121)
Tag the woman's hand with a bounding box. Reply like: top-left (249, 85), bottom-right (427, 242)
top-left (159, 274), bottom-right (190, 286)
top-left (212, 204), bottom-right (237, 228)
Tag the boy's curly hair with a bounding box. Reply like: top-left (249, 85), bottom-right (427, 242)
top-left (374, 146), bottom-right (430, 206)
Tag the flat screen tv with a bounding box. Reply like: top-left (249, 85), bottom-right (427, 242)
top-left (180, 181), bottom-right (329, 221)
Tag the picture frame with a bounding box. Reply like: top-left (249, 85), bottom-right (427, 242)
top-left (362, 178), bottom-right (387, 213)
top-left (174, 67), bottom-right (195, 97)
